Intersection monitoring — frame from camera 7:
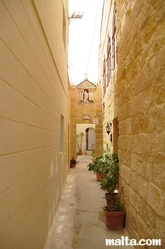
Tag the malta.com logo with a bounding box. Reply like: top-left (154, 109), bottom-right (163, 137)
top-left (105, 236), bottom-right (161, 246)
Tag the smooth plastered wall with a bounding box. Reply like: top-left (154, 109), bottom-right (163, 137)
top-left (0, 0), bottom-right (69, 248)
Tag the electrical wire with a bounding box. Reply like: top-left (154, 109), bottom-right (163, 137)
top-left (69, 0), bottom-right (85, 24)
top-left (68, 0), bottom-right (102, 84)
top-left (72, 0), bottom-right (81, 12)
top-left (77, 0), bottom-right (89, 14)
top-left (68, 62), bottom-right (74, 85)
top-left (85, 0), bottom-right (100, 75)
top-left (71, 0), bottom-right (90, 16)
top-left (80, 0), bottom-right (91, 14)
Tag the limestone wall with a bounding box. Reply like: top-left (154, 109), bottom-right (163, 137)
top-left (99, 0), bottom-right (117, 149)
top-left (100, 0), bottom-right (165, 247)
top-left (0, 0), bottom-right (69, 248)
top-left (116, 0), bottom-right (165, 246)
top-left (70, 84), bottom-right (103, 158)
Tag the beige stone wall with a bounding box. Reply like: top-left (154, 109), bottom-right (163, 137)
top-left (116, 0), bottom-right (165, 246)
top-left (70, 85), bottom-right (103, 158)
top-left (99, 0), bottom-right (117, 149)
top-left (0, 0), bottom-right (69, 248)
top-left (100, 0), bottom-right (165, 247)
top-left (103, 75), bottom-right (116, 149)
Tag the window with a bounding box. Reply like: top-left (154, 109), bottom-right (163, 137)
top-left (106, 35), bottom-right (111, 86)
top-left (60, 114), bottom-right (64, 152)
top-left (103, 57), bottom-right (106, 96)
top-left (101, 7), bottom-right (117, 97)
top-left (112, 9), bottom-right (116, 70)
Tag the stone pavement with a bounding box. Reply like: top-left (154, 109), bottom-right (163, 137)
top-left (44, 156), bottom-right (135, 249)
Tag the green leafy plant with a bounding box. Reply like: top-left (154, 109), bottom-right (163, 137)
top-left (100, 152), bottom-right (119, 194)
top-left (105, 187), bottom-right (124, 212)
top-left (87, 142), bottom-right (116, 175)
top-left (87, 156), bottom-right (108, 174)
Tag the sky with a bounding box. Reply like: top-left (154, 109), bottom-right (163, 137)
top-left (68, 0), bottom-right (104, 85)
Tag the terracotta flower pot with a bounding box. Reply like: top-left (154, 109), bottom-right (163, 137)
top-left (70, 163), bottom-right (76, 168)
top-left (96, 173), bottom-right (104, 181)
top-left (103, 206), bottom-right (126, 230)
top-left (105, 193), bottom-right (118, 207)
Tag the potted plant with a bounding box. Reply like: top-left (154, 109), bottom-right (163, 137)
top-left (87, 143), bottom-right (112, 181)
top-left (70, 157), bottom-right (76, 168)
top-left (100, 152), bottom-right (119, 206)
top-left (87, 156), bottom-right (107, 181)
top-left (103, 187), bottom-right (126, 230)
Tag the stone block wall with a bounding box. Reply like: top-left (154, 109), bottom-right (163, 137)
top-left (116, 0), bottom-right (165, 247)
top-left (70, 85), bottom-right (103, 158)
top-left (0, 0), bottom-right (69, 248)
top-left (99, 0), bottom-right (165, 246)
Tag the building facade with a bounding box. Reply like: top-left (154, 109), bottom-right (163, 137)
top-left (99, 0), bottom-right (165, 247)
top-left (70, 79), bottom-right (103, 158)
top-left (0, 0), bottom-right (69, 248)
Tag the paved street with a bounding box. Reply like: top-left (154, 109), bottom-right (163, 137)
top-left (44, 156), bottom-right (135, 249)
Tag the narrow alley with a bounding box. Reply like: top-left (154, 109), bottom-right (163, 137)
top-left (44, 156), bottom-right (134, 249)
top-left (1, 0), bottom-right (165, 248)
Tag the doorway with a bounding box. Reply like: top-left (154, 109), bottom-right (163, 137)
top-left (85, 127), bottom-right (95, 151)
top-left (76, 124), bottom-right (95, 154)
